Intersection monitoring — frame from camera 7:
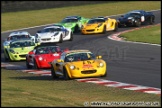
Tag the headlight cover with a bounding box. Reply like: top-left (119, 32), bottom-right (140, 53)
top-left (99, 62), bottom-right (104, 67)
top-left (70, 65), bottom-right (75, 70)
top-left (97, 23), bottom-right (103, 28)
top-left (38, 57), bottom-right (43, 61)
top-left (54, 32), bottom-right (59, 36)
top-left (9, 49), bottom-right (15, 54)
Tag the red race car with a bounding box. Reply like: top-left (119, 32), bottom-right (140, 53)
top-left (26, 43), bottom-right (68, 69)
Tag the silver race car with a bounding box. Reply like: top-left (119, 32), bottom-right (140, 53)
top-left (35, 24), bottom-right (73, 43)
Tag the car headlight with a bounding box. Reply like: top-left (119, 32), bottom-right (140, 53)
top-left (9, 49), bottom-right (15, 54)
top-left (70, 65), bottom-right (75, 70)
top-left (38, 57), bottom-right (43, 61)
top-left (99, 62), bottom-right (104, 67)
top-left (97, 23), bottom-right (103, 28)
top-left (65, 31), bottom-right (69, 36)
top-left (54, 32), bottom-right (59, 36)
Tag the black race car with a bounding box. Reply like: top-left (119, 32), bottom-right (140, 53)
top-left (117, 10), bottom-right (155, 27)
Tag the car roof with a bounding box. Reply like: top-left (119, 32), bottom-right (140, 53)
top-left (44, 25), bottom-right (62, 29)
top-left (9, 31), bottom-right (29, 37)
top-left (90, 17), bottom-right (106, 20)
top-left (128, 10), bottom-right (144, 13)
top-left (65, 50), bottom-right (91, 54)
top-left (65, 15), bottom-right (80, 19)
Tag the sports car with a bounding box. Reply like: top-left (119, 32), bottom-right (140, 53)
top-left (26, 43), bottom-right (68, 69)
top-left (50, 50), bottom-right (107, 80)
top-left (117, 10), bottom-right (155, 27)
top-left (57, 15), bottom-right (90, 33)
top-left (4, 39), bottom-right (38, 61)
top-left (81, 16), bottom-right (118, 34)
top-left (35, 25), bottom-right (73, 43)
top-left (3, 31), bottom-right (36, 47)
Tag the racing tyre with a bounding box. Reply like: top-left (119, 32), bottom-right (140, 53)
top-left (4, 53), bottom-right (8, 61)
top-left (134, 19), bottom-right (141, 27)
top-left (26, 58), bottom-right (32, 69)
top-left (102, 26), bottom-right (106, 34)
top-left (59, 34), bottom-right (63, 43)
top-left (51, 64), bottom-right (58, 79)
top-left (149, 16), bottom-right (154, 25)
top-left (63, 67), bottom-right (70, 80)
top-left (74, 25), bottom-right (79, 33)
top-left (69, 32), bottom-right (73, 41)
top-left (113, 22), bottom-right (118, 32)
top-left (6, 51), bottom-right (11, 62)
top-left (34, 59), bottom-right (39, 69)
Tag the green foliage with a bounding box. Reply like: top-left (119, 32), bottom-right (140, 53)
top-left (1, 1), bottom-right (160, 31)
top-left (120, 25), bottom-right (161, 44)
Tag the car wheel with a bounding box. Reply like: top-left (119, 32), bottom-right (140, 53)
top-left (69, 32), bottom-right (73, 41)
top-left (6, 51), bottom-right (11, 62)
top-left (26, 58), bottom-right (32, 69)
top-left (59, 34), bottom-right (63, 43)
top-left (134, 19), bottom-right (141, 27)
top-left (113, 22), bottom-right (118, 32)
top-left (63, 67), bottom-right (70, 80)
top-left (34, 59), bottom-right (39, 69)
top-left (102, 26), bottom-right (106, 34)
top-left (74, 25), bottom-right (79, 33)
top-left (149, 16), bottom-right (154, 25)
top-left (4, 52), bottom-right (8, 61)
top-left (51, 64), bottom-right (58, 79)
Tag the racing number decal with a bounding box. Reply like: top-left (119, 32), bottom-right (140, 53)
top-left (141, 16), bottom-right (145, 22)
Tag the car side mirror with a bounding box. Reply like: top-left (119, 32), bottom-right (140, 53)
top-left (121, 15), bottom-right (124, 17)
top-left (96, 55), bottom-right (102, 59)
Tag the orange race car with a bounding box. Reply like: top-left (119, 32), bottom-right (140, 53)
top-left (81, 16), bottom-right (118, 34)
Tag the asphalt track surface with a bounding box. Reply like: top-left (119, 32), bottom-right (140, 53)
top-left (1, 10), bottom-right (161, 88)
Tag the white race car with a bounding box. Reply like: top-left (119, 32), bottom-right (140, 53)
top-left (35, 25), bottom-right (73, 43)
top-left (3, 31), bottom-right (35, 46)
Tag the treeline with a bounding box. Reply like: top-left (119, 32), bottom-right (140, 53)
top-left (1, 1), bottom-right (117, 13)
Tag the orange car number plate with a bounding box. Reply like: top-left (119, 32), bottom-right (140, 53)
top-left (82, 64), bottom-right (93, 69)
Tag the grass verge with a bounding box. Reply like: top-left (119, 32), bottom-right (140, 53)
top-left (120, 25), bottom-right (161, 45)
top-left (1, 69), bottom-right (161, 107)
top-left (1, 1), bottom-right (160, 32)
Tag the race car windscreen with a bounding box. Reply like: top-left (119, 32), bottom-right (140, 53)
top-left (10, 41), bottom-right (35, 48)
top-left (41, 28), bottom-right (61, 33)
top-left (124, 13), bottom-right (141, 18)
top-left (64, 52), bottom-right (95, 62)
top-left (87, 19), bottom-right (105, 24)
top-left (8, 35), bottom-right (31, 41)
top-left (36, 46), bottom-right (61, 54)
top-left (61, 18), bottom-right (78, 23)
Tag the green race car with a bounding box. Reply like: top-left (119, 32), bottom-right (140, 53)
top-left (4, 39), bottom-right (39, 61)
top-left (56, 15), bottom-right (89, 33)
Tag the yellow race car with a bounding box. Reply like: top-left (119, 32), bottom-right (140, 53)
top-left (81, 16), bottom-right (118, 34)
top-left (50, 50), bottom-right (107, 80)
